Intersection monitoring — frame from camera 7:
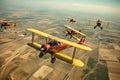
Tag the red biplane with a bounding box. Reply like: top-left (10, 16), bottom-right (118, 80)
top-left (67, 18), bottom-right (76, 23)
top-left (88, 19), bottom-right (112, 30)
top-left (27, 28), bottom-right (92, 67)
top-left (1, 22), bottom-right (16, 29)
top-left (63, 25), bottom-right (89, 46)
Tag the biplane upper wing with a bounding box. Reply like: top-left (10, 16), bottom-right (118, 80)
top-left (27, 28), bottom-right (92, 51)
top-left (64, 25), bottom-right (86, 36)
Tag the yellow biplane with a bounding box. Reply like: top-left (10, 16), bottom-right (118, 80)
top-left (88, 19), bottom-right (112, 30)
top-left (0, 20), bottom-right (16, 30)
top-left (64, 25), bottom-right (86, 38)
top-left (27, 28), bottom-right (92, 67)
top-left (64, 25), bottom-right (89, 47)
top-left (67, 18), bottom-right (76, 23)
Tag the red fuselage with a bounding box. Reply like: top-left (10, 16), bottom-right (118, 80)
top-left (42, 43), bottom-right (68, 54)
top-left (69, 19), bottom-right (76, 23)
top-left (68, 30), bottom-right (78, 35)
top-left (42, 41), bottom-right (88, 55)
top-left (1, 22), bottom-right (16, 27)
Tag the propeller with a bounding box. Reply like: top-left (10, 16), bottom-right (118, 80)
top-left (40, 45), bottom-right (46, 52)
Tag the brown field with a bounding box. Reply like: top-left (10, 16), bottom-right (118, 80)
top-left (0, 14), bottom-right (120, 80)
top-left (107, 61), bottom-right (120, 80)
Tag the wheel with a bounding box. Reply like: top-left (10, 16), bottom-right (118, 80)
top-left (94, 26), bottom-right (96, 29)
top-left (5, 27), bottom-right (7, 29)
top-left (1, 25), bottom-right (3, 28)
top-left (51, 58), bottom-right (56, 63)
top-left (70, 35), bottom-right (72, 38)
top-left (100, 27), bottom-right (103, 30)
top-left (65, 34), bottom-right (68, 36)
top-left (39, 52), bottom-right (44, 58)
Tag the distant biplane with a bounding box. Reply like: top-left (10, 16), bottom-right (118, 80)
top-left (1, 22), bottom-right (16, 29)
top-left (63, 25), bottom-right (89, 46)
top-left (67, 18), bottom-right (76, 23)
top-left (27, 28), bottom-right (92, 67)
top-left (88, 19), bottom-right (111, 30)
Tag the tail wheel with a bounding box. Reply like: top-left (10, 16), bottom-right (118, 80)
top-left (51, 58), bottom-right (56, 63)
top-left (39, 52), bottom-right (44, 58)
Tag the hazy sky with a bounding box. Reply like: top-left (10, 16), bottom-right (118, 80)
top-left (1, 0), bottom-right (120, 14)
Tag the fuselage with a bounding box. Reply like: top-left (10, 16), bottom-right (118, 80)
top-left (1, 22), bottom-right (16, 27)
top-left (64, 30), bottom-right (78, 36)
top-left (42, 43), bottom-right (68, 54)
top-left (50, 43), bottom-right (68, 53)
top-left (42, 41), bottom-right (88, 54)
top-left (70, 19), bottom-right (76, 23)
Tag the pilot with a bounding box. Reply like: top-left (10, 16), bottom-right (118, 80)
top-left (48, 40), bottom-right (60, 47)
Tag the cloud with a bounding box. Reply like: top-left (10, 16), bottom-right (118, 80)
top-left (45, 2), bottom-right (120, 14)
top-left (72, 3), bottom-right (119, 13)
top-left (2, 0), bottom-right (120, 14)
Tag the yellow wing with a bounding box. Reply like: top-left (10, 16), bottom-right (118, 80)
top-left (72, 35), bottom-right (80, 41)
top-left (64, 25), bottom-right (86, 36)
top-left (27, 28), bottom-right (92, 51)
top-left (28, 42), bottom-right (84, 67)
top-left (54, 52), bottom-right (84, 67)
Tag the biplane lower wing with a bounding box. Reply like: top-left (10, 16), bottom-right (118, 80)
top-left (32, 42), bottom-right (41, 47)
top-left (27, 42), bottom-right (42, 50)
top-left (54, 52), bottom-right (84, 67)
top-left (64, 25), bottom-right (86, 36)
top-left (29, 42), bottom-right (84, 67)
top-left (27, 28), bottom-right (92, 51)
top-left (72, 35), bottom-right (80, 41)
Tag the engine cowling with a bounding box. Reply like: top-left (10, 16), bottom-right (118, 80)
top-left (40, 44), bottom-right (51, 53)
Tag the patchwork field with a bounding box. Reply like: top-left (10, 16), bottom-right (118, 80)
top-left (0, 10), bottom-right (120, 80)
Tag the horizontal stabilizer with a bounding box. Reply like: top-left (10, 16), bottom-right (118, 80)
top-left (54, 52), bottom-right (84, 67)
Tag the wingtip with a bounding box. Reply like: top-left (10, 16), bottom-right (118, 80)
top-left (88, 47), bottom-right (92, 51)
top-left (72, 59), bottom-right (84, 67)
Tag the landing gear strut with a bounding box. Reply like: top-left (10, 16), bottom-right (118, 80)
top-left (51, 57), bottom-right (56, 63)
top-left (94, 26), bottom-right (96, 29)
top-left (39, 52), bottom-right (44, 58)
top-left (100, 27), bottom-right (103, 30)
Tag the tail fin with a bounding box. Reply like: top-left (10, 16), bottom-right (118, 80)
top-left (78, 36), bottom-right (89, 47)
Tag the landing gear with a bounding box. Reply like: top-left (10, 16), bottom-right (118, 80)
top-left (4, 27), bottom-right (7, 29)
top-left (39, 52), bottom-right (44, 58)
top-left (1, 25), bottom-right (3, 28)
top-left (94, 26), bottom-right (103, 30)
top-left (100, 27), bottom-right (103, 30)
top-left (51, 57), bottom-right (56, 63)
top-left (94, 26), bottom-right (96, 29)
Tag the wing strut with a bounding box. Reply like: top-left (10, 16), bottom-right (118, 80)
top-left (72, 47), bottom-right (77, 61)
top-left (46, 38), bottom-right (48, 43)
top-left (32, 32), bottom-right (34, 44)
top-left (37, 35), bottom-right (40, 43)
